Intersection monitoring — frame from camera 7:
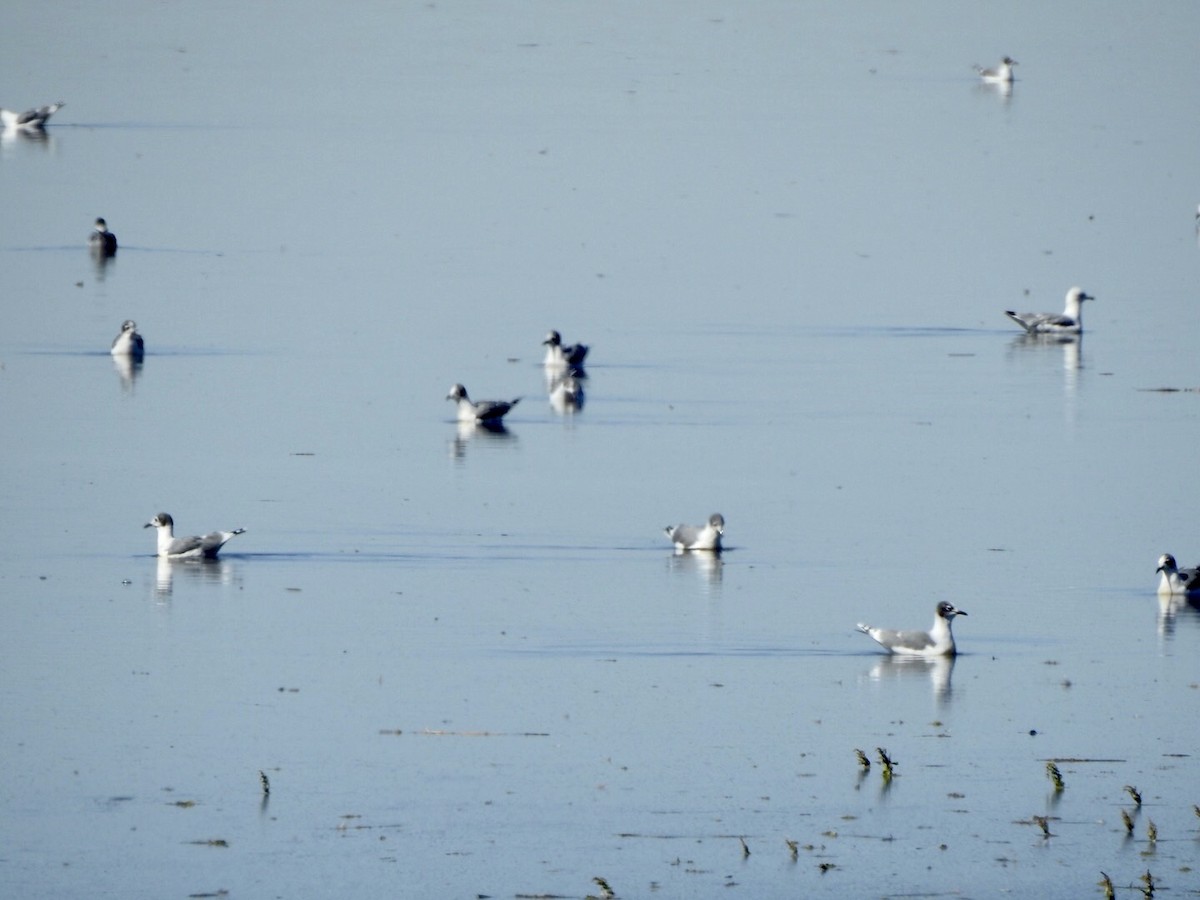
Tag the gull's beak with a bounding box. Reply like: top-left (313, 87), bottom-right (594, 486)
top-left (143, 522), bottom-right (154, 529)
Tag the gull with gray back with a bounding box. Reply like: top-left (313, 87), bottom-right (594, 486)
top-left (857, 602), bottom-right (967, 657)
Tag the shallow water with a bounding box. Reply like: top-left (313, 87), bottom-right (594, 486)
top-left (3, 2), bottom-right (1200, 897)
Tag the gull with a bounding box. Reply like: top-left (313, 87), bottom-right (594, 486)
top-left (0, 102), bottom-right (64, 130)
top-left (1156, 554), bottom-right (1200, 596)
top-left (665, 513), bottom-right (725, 551)
top-left (1005, 286), bottom-right (1093, 335)
top-left (446, 383), bottom-right (520, 423)
top-left (89, 217), bottom-right (118, 256)
top-left (542, 330), bottom-right (589, 368)
top-left (110, 320), bottom-right (144, 359)
top-left (857, 602), bottom-right (967, 657)
top-left (975, 57), bottom-right (1017, 84)
top-left (144, 512), bottom-right (245, 559)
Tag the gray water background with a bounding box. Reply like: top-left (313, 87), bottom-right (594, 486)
top-left (2, 2), bottom-right (1199, 897)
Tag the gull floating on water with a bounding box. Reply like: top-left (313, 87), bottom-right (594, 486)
top-left (110, 320), bottom-right (144, 359)
top-left (89, 218), bottom-right (118, 256)
top-left (542, 330), bottom-right (589, 369)
top-left (975, 57), bottom-right (1017, 84)
top-left (0, 102), bottom-right (64, 130)
top-left (144, 512), bottom-right (245, 559)
top-left (1156, 553), bottom-right (1200, 596)
top-left (857, 602), bottom-right (967, 657)
top-left (1005, 287), bottom-right (1093, 335)
top-left (665, 513), bottom-right (725, 551)
top-left (446, 383), bottom-right (520, 423)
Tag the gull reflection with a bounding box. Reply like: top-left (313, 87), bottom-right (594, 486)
top-left (668, 548), bottom-right (723, 593)
top-left (1156, 592), bottom-right (1200, 639)
top-left (546, 369), bottom-right (585, 415)
top-left (864, 654), bottom-right (956, 705)
top-left (112, 354), bottom-right (143, 392)
top-left (449, 419), bottom-right (516, 462)
top-left (154, 555), bottom-right (238, 597)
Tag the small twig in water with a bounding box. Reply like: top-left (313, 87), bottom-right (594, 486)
top-left (1121, 809), bottom-right (1135, 834)
top-left (785, 838), bottom-right (799, 860)
top-left (1046, 761), bottom-right (1064, 791)
top-left (259, 771), bottom-right (270, 796)
top-left (876, 747), bottom-right (896, 780)
top-left (854, 748), bottom-right (871, 770)
top-left (1098, 871), bottom-right (1114, 899)
top-left (1125, 785), bottom-right (1142, 806)
top-left (1147, 820), bottom-right (1157, 843)
top-left (1032, 815), bottom-right (1052, 838)
top-left (739, 836), bottom-right (751, 858)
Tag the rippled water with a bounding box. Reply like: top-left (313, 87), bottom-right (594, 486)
top-left (3, 2), bottom-right (1200, 897)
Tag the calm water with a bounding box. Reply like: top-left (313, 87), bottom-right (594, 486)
top-left (3, 2), bottom-right (1199, 897)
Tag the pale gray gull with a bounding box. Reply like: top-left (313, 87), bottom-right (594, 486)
top-left (665, 513), bottom-right (724, 551)
top-left (89, 217), bottom-right (118, 256)
top-left (446, 383), bottom-right (520, 423)
top-left (1005, 286), bottom-right (1093, 335)
top-left (145, 512), bottom-right (245, 559)
top-left (857, 602), bottom-right (967, 657)
top-left (110, 320), bottom-right (143, 359)
top-left (542, 330), bottom-right (589, 368)
top-left (1, 101), bottom-right (63, 130)
top-left (975, 57), bottom-right (1017, 84)
top-left (1156, 553), bottom-right (1200, 596)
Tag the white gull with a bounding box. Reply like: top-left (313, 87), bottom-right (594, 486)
top-left (145, 512), bottom-right (245, 559)
top-left (665, 513), bottom-right (724, 551)
top-left (1156, 553), bottom-right (1200, 596)
top-left (446, 383), bottom-right (520, 423)
top-left (857, 602), bottom-right (967, 657)
top-left (1005, 286), bottom-right (1093, 335)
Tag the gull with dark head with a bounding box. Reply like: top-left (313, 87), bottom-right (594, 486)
top-left (1, 102), bottom-right (64, 130)
top-left (144, 512), bottom-right (245, 559)
top-left (542, 330), bottom-right (589, 369)
top-left (1156, 554), bottom-right (1200, 596)
top-left (857, 602), bottom-right (967, 657)
top-left (1005, 287), bottom-right (1093, 335)
top-left (975, 56), bottom-right (1017, 84)
top-left (89, 218), bottom-right (118, 256)
top-left (446, 383), bottom-right (520, 424)
top-left (110, 320), bottom-right (144, 359)
top-left (665, 513), bottom-right (725, 551)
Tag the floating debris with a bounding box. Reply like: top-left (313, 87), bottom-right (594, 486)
top-left (1125, 785), bottom-right (1142, 806)
top-left (1046, 761), bottom-right (1064, 791)
top-left (1140, 869), bottom-right (1156, 898)
top-left (876, 747), bottom-right (897, 780)
top-left (1032, 815), bottom-right (1052, 838)
top-left (259, 771), bottom-right (270, 796)
top-left (739, 836), bottom-right (751, 858)
top-left (854, 748), bottom-right (871, 770)
top-left (587, 875), bottom-right (615, 899)
top-left (1098, 871), bottom-right (1114, 900)
top-left (785, 838), bottom-right (799, 860)
top-left (1122, 809), bottom-right (1135, 834)
top-left (818, 862), bottom-right (836, 874)
top-left (1147, 820), bottom-right (1157, 843)
top-left (187, 839), bottom-right (229, 848)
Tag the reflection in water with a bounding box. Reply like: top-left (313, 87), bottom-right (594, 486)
top-left (974, 80), bottom-right (1013, 103)
top-left (155, 556), bottom-right (238, 597)
top-left (91, 249), bottom-right (115, 281)
top-left (864, 654), bottom-right (956, 705)
top-left (546, 369), bottom-right (585, 415)
top-left (667, 548), bottom-right (723, 593)
top-left (449, 419), bottom-right (517, 462)
top-left (1006, 334), bottom-right (1082, 422)
top-left (0, 127), bottom-right (56, 152)
top-left (1156, 592), bottom-right (1200, 639)
top-left (112, 354), bottom-right (143, 392)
